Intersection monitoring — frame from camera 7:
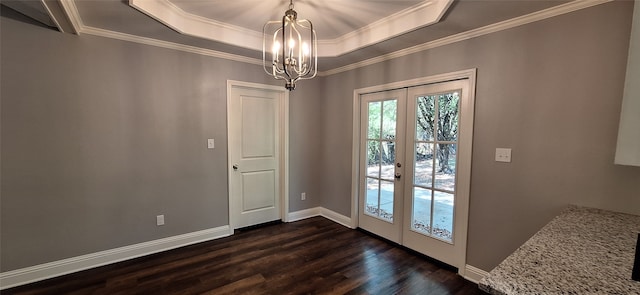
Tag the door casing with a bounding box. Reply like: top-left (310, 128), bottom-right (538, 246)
top-left (350, 69), bottom-right (477, 275)
top-left (227, 80), bottom-right (290, 230)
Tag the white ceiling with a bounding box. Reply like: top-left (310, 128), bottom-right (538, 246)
top-left (6, 0), bottom-right (588, 72)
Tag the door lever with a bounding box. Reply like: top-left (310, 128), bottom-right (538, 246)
top-left (394, 172), bottom-right (401, 179)
top-left (233, 164), bottom-right (239, 171)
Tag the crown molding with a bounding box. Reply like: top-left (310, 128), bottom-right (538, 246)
top-left (129, 0), bottom-right (264, 53)
top-left (318, 0), bottom-right (453, 57)
top-left (55, 0), bottom-right (614, 76)
top-left (57, 0), bottom-right (262, 66)
top-left (42, 0), bottom-right (77, 34)
top-left (81, 26), bottom-right (263, 66)
top-left (318, 0), bottom-right (614, 76)
top-left (58, 0), bottom-right (83, 33)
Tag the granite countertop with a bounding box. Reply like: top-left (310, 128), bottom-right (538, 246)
top-left (479, 205), bottom-right (640, 295)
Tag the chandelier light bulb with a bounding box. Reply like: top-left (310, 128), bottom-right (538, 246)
top-left (273, 41), bottom-right (281, 53)
top-left (272, 41), bottom-right (281, 61)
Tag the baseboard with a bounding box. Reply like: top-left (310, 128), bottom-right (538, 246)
top-left (463, 264), bottom-right (489, 284)
top-left (287, 207), bottom-right (322, 222)
top-left (319, 208), bottom-right (354, 228)
top-left (287, 207), bottom-right (353, 229)
top-left (0, 225), bottom-right (232, 290)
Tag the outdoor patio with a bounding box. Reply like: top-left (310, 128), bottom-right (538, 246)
top-left (365, 160), bottom-right (456, 241)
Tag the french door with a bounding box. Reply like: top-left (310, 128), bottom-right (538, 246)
top-left (358, 89), bottom-right (407, 242)
top-left (358, 79), bottom-right (473, 270)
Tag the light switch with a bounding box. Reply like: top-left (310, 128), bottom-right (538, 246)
top-left (495, 148), bottom-right (512, 163)
top-left (156, 215), bottom-right (165, 226)
top-left (207, 139), bottom-right (215, 149)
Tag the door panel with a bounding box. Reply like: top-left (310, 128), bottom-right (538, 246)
top-left (403, 80), bottom-right (470, 268)
top-left (242, 170), bottom-right (276, 211)
top-left (242, 96), bottom-right (275, 157)
top-left (358, 89), bottom-right (407, 243)
top-left (229, 85), bottom-right (283, 229)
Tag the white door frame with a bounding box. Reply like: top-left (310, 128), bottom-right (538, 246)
top-left (227, 80), bottom-right (290, 230)
top-left (350, 69), bottom-right (477, 275)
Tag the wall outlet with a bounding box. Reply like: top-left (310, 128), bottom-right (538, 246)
top-left (495, 148), bottom-right (512, 163)
top-left (156, 215), bottom-right (165, 226)
top-left (301, 192), bottom-right (306, 201)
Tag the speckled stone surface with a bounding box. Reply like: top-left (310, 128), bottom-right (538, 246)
top-left (479, 205), bottom-right (640, 295)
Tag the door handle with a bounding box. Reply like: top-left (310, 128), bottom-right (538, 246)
top-left (233, 164), bottom-right (239, 171)
top-left (394, 172), bottom-right (401, 179)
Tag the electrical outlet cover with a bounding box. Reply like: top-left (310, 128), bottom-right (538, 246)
top-left (495, 148), bottom-right (512, 163)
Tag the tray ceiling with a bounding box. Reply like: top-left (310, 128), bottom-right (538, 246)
top-left (130, 0), bottom-right (453, 57)
top-left (5, 0), bottom-right (600, 72)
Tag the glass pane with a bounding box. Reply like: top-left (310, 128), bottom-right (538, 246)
top-left (416, 96), bottom-right (435, 141)
top-left (379, 180), bottom-right (394, 222)
top-left (367, 140), bottom-right (380, 178)
top-left (437, 92), bottom-right (459, 142)
top-left (381, 100), bottom-right (397, 139)
top-left (412, 187), bottom-right (432, 234)
top-left (414, 143), bottom-right (434, 187)
top-left (368, 101), bottom-right (381, 139)
top-left (434, 144), bottom-right (456, 192)
top-left (433, 191), bottom-right (454, 242)
top-left (380, 141), bottom-right (395, 180)
top-left (365, 177), bottom-right (380, 217)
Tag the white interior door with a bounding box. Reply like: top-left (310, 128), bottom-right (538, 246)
top-left (357, 78), bottom-right (474, 271)
top-left (228, 82), bottom-right (286, 229)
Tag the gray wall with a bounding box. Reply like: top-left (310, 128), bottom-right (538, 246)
top-left (288, 79), bottom-right (323, 212)
top-left (2, 1), bottom-right (639, 276)
top-left (318, 1), bottom-right (640, 271)
top-left (0, 7), bottom-right (322, 271)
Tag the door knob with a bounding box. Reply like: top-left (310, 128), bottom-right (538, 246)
top-left (394, 172), bottom-right (401, 179)
top-left (233, 164), bottom-right (239, 170)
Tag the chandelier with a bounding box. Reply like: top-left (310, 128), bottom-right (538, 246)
top-left (263, 0), bottom-right (317, 91)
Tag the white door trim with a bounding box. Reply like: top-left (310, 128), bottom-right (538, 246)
top-left (350, 69), bottom-right (477, 274)
top-left (227, 80), bottom-right (290, 230)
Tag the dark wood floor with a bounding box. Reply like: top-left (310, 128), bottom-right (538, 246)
top-left (3, 217), bottom-right (484, 295)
